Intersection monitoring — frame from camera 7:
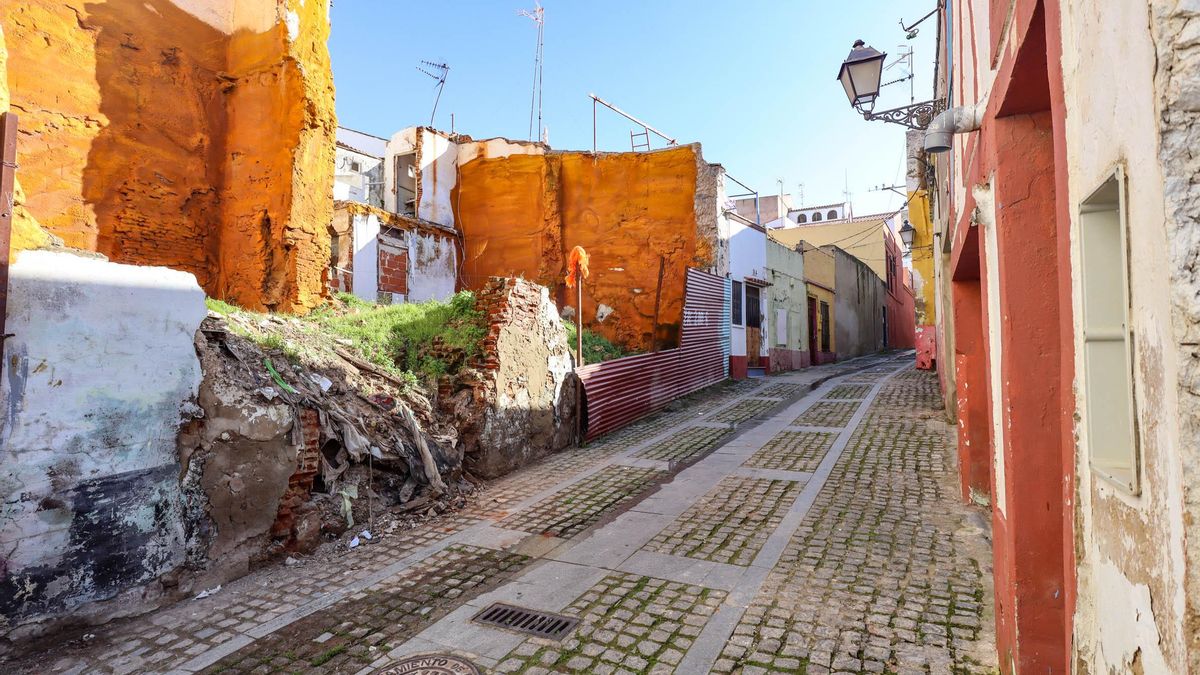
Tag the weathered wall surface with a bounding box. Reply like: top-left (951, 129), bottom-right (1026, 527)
top-left (0, 251), bottom-right (206, 644)
top-left (454, 145), bottom-right (716, 352)
top-left (830, 246), bottom-right (884, 359)
top-left (1150, 2), bottom-right (1200, 670)
top-left (448, 277), bottom-right (576, 479)
top-left (329, 202), bottom-right (459, 304)
top-left (2, 0), bottom-right (335, 312)
top-left (1065, 0), bottom-right (1195, 671)
top-left (766, 239), bottom-right (807, 371)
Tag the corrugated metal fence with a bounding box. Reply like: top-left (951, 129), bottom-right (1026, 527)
top-left (577, 268), bottom-right (730, 440)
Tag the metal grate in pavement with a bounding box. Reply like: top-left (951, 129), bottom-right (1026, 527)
top-left (471, 603), bottom-right (579, 640)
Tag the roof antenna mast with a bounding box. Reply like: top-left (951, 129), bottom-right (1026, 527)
top-left (417, 60), bottom-right (449, 127)
top-left (519, 2), bottom-right (546, 142)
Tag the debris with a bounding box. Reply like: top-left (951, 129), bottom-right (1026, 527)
top-left (309, 373), bottom-right (333, 392)
top-left (285, 556), bottom-right (300, 566)
top-left (195, 585), bottom-right (221, 600)
top-left (359, 529), bottom-right (373, 541)
top-left (367, 392), bottom-right (396, 410)
top-left (263, 358), bottom-right (298, 394)
top-left (348, 535), bottom-right (361, 549)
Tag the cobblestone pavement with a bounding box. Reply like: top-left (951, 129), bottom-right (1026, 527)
top-left (6, 353), bottom-right (997, 675)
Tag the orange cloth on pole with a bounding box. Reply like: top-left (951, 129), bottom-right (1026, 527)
top-left (565, 246), bottom-right (590, 288)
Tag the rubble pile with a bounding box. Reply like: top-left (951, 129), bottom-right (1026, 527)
top-left (184, 307), bottom-right (475, 567)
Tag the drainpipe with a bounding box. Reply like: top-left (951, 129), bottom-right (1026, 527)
top-left (923, 104), bottom-right (982, 154)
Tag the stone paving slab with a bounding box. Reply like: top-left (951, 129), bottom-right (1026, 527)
top-left (633, 425), bottom-right (730, 463)
top-left (501, 465), bottom-right (666, 539)
top-left (743, 430), bottom-right (838, 473)
top-left (643, 476), bottom-right (802, 566)
top-left (791, 400), bottom-right (860, 428)
top-left (711, 397), bottom-right (781, 424)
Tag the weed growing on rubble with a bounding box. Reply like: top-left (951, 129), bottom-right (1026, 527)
top-left (562, 319), bottom-right (633, 363)
top-left (313, 291), bottom-right (485, 380)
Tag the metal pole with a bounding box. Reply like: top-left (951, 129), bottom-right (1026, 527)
top-left (0, 113), bottom-right (16, 381)
top-left (588, 93), bottom-right (677, 146)
top-left (592, 98), bottom-right (597, 153)
top-left (576, 261), bottom-right (584, 367)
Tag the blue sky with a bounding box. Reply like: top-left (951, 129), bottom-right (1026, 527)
top-left (329, 1), bottom-right (938, 216)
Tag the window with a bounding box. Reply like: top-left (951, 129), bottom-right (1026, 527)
top-left (349, 159), bottom-right (362, 173)
top-left (745, 285), bottom-right (761, 329)
top-left (797, 213), bottom-right (808, 224)
top-left (827, 210), bottom-right (838, 220)
top-left (819, 301), bottom-right (831, 352)
top-left (1080, 168), bottom-right (1139, 493)
top-left (812, 212), bottom-right (823, 222)
top-left (732, 280), bottom-right (743, 325)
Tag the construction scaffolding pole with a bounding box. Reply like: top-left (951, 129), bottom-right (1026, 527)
top-left (588, 93), bottom-right (677, 151)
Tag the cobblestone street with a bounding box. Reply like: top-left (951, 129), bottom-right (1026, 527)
top-left (9, 354), bottom-right (997, 675)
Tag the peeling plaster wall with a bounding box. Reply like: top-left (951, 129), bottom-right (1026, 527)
top-left (1065, 0), bottom-right (1199, 671)
top-left (0, 251), bottom-right (206, 644)
top-left (453, 144), bottom-right (718, 352)
top-left (1149, 2), bottom-right (1200, 670)
top-left (1, 0), bottom-right (335, 313)
top-left (331, 202), bottom-right (459, 305)
top-left (766, 239), bottom-right (808, 367)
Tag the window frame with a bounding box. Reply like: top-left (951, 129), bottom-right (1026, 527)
top-left (1079, 166), bottom-right (1140, 494)
top-left (731, 280), bottom-right (744, 326)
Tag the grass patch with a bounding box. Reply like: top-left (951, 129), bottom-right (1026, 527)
top-left (562, 319), bottom-right (633, 363)
top-left (309, 644), bottom-right (347, 666)
top-left (309, 291), bottom-right (485, 381)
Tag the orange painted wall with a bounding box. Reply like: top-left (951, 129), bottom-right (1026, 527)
top-left (2, 0), bottom-right (334, 313)
top-left (454, 145), bottom-right (713, 352)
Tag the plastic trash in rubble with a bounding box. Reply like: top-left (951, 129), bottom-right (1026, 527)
top-left (348, 535), bottom-right (361, 549)
top-left (195, 585), bottom-right (221, 599)
top-left (360, 529), bottom-right (373, 541)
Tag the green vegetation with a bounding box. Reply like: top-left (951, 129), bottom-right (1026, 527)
top-left (310, 291), bottom-right (485, 381)
top-left (562, 319), bottom-right (634, 363)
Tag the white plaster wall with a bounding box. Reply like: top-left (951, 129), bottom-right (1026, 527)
top-left (729, 217), bottom-right (768, 358)
top-left (0, 251), bottom-right (206, 627)
top-left (351, 212), bottom-right (380, 302)
top-left (1061, 0), bottom-right (1187, 670)
top-left (406, 230), bottom-right (458, 303)
top-left (455, 137), bottom-right (545, 165)
top-left (417, 130), bottom-right (458, 228)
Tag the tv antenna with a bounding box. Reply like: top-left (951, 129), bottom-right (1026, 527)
top-left (518, 2), bottom-right (545, 142)
top-left (416, 60), bottom-right (449, 126)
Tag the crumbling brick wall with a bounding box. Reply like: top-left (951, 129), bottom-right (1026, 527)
top-left (446, 277), bottom-right (577, 479)
top-left (453, 145), bottom-right (720, 352)
top-left (378, 234), bottom-right (409, 295)
top-left (2, 0), bottom-right (335, 313)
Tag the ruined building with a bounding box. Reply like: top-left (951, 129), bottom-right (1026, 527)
top-left (4, 0), bottom-right (336, 312)
top-left (375, 127), bottom-right (731, 353)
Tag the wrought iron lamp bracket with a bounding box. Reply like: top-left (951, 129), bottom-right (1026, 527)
top-left (858, 98), bottom-right (947, 130)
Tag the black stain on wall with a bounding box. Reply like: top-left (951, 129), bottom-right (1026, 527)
top-left (0, 463), bottom-right (183, 622)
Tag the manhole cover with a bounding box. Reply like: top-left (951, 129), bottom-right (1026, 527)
top-left (472, 602), bottom-right (579, 640)
top-left (373, 654), bottom-right (480, 674)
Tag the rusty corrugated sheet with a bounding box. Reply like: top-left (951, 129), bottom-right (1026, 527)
top-left (578, 268), bottom-right (729, 439)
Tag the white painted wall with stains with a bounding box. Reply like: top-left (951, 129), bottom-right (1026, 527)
top-left (1066, 1), bottom-right (1200, 671)
top-left (0, 251), bottom-right (206, 639)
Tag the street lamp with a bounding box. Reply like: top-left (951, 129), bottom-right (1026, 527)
top-left (836, 40), bottom-right (946, 129)
top-left (837, 40), bottom-right (886, 109)
top-left (899, 219), bottom-right (916, 249)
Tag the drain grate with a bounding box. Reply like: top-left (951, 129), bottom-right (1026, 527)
top-left (471, 602), bottom-right (579, 640)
